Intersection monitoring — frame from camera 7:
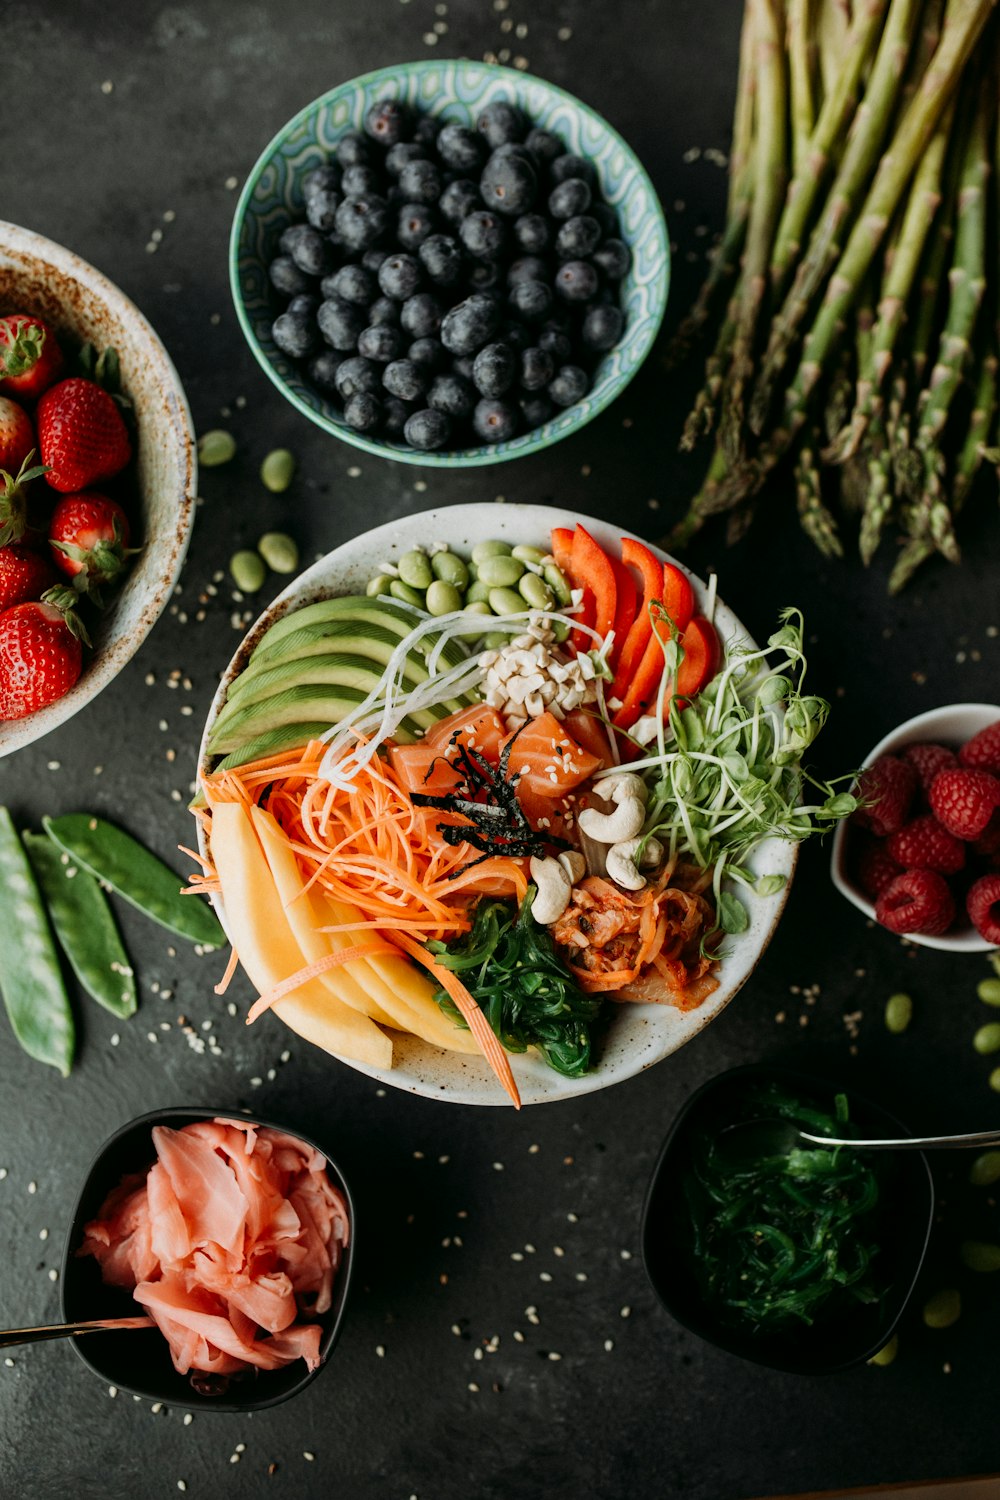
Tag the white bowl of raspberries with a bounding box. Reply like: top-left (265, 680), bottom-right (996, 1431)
top-left (831, 704), bottom-right (1000, 952)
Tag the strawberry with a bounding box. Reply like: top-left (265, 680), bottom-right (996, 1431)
top-left (0, 543), bottom-right (56, 612)
top-left (967, 874), bottom-right (1000, 947)
top-left (49, 492), bottom-right (134, 594)
top-left (929, 768), bottom-right (1000, 841)
top-left (959, 721), bottom-right (1000, 776)
top-left (886, 815), bottom-right (966, 875)
top-left (902, 742), bottom-right (958, 798)
top-left (0, 395), bottom-right (35, 476)
top-left (854, 837), bottom-right (903, 899)
top-left (0, 394), bottom-right (48, 547)
top-left (852, 755), bottom-right (918, 837)
top-left (0, 601), bottom-right (82, 719)
top-left (0, 315), bottom-right (65, 402)
top-left (36, 378), bottom-right (131, 493)
top-left (875, 869), bottom-right (955, 936)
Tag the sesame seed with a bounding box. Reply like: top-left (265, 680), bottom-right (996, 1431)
top-left (108, 1386), bottom-right (118, 1397)
top-left (567, 1212), bottom-right (578, 1223)
top-left (177, 1484), bottom-right (187, 1493)
top-left (547, 1351), bottom-right (561, 1362)
top-left (151, 1402), bottom-right (163, 1414)
top-left (620, 1305), bottom-right (631, 1318)
top-left (183, 1413), bottom-right (193, 1425)
top-left (28, 1181), bottom-right (36, 1194)
top-left (513, 1330), bottom-right (524, 1343)
top-left (539, 1272), bottom-right (552, 1282)
top-left (48, 1269), bottom-right (58, 1282)
top-left (4, 1358), bottom-right (14, 1368)
top-left (493, 1161), bottom-right (504, 1171)
top-left (604, 1339), bottom-right (614, 1352)
top-left (375, 1345), bottom-right (385, 1358)
top-left (230, 1454), bottom-right (240, 1464)
top-left (468, 1383), bottom-right (479, 1393)
top-left (39, 1228), bottom-right (48, 1241)
top-left (0, 1169), bottom-right (6, 1180)
top-left (620, 1249), bottom-right (632, 1260)
top-left (303, 1451), bottom-right (315, 1461)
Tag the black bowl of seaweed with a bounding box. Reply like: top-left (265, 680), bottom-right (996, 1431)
top-left (641, 1064), bottom-right (934, 1374)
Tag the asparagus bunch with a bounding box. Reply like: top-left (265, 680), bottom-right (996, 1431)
top-left (667, 0), bottom-right (1000, 592)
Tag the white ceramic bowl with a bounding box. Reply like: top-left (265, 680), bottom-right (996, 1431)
top-left (0, 222), bottom-right (196, 756)
top-left (198, 502), bottom-right (799, 1106)
top-left (830, 702), bottom-right (1000, 953)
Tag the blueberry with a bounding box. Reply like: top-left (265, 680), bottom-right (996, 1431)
top-left (513, 213), bottom-right (550, 254)
top-left (399, 158), bottom-right (443, 205)
top-left (519, 346), bottom-right (554, 391)
top-left (472, 342), bottom-right (516, 398)
top-left (465, 260), bottom-right (501, 290)
top-left (335, 356), bottom-right (381, 399)
top-left (500, 321), bottom-right (532, 353)
top-left (428, 372), bottom-right (476, 418)
top-left (383, 395), bottom-right (413, 439)
top-left (480, 150), bottom-right (537, 216)
top-left (550, 153), bottom-right (597, 187)
top-left (336, 132), bottom-right (374, 168)
top-left (589, 202), bottom-right (618, 239)
top-left (477, 100), bottom-right (528, 149)
top-left (317, 297), bottom-right (367, 351)
top-left (556, 214), bottom-right (602, 259)
top-left (362, 247), bottom-right (391, 274)
top-left (538, 326), bottom-right (573, 363)
top-left (554, 260), bottom-right (600, 302)
top-left (439, 178), bottom-right (481, 225)
top-left (493, 142), bottom-right (536, 168)
top-left (269, 255), bottom-right (314, 298)
top-left (358, 323), bottom-right (405, 362)
top-left (365, 98), bottom-right (411, 147)
top-left (328, 263), bottom-right (378, 306)
top-left (519, 392), bottom-right (554, 428)
top-left (379, 252), bottom-right (423, 301)
top-left (404, 408), bottom-right (452, 451)
top-left (581, 303), bottom-right (625, 352)
top-left (386, 141), bottom-right (427, 177)
top-left (436, 123), bottom-right (485, 172)
top-left (401, 292), bottom-right (443, 339)
top-left (507, 278), bottom-right (553, 323)
top-left (592, 238), bottom-right (631, 280)
top-left (460, 210), bottom-right (508, 262)
top-left (548, 177), bottom-right (592, 220)
top-left (306, 349), bottom-right (344, 392)
top-left (272, 310), bottom-right (320, 360)
top-left (334, 194), bottom-right (390, 250)
top-left (441, 293), bottom-right (502, 356)
top-left (414, 114), bottom-right (444, 149)
top-left (473, 397), bottom-right (518, 443)
top-left (281, 224), bottom-right (335, 276)
top-left (524, 127), bottom-right (564, 167)
top-left (369, 295), bottom-right (401, 326)
top-left (302, 162), bottom-right (342, 201)
top-left (383, 359), bottom-right (428, 403)
top-left (397, 202), bottom-right (438, 250)
top-left (305, 186), bottom-right (341, 232)
top-left (287, 293), bottom-right (320, 317)
top-left (548, 365), bottom-right (589, 407)
top-left (507, 255), bottom-right (549, 286)
top-left (342, 164), bottom-right (383, 198)
top-left (409, 337), bottom-right (446, 369)
top-left (452, 355), bottom-right (476, 383)
top-left (343, 391), bottom-right (383, 433)
top-left (418, 233), bottom-right (463, 286)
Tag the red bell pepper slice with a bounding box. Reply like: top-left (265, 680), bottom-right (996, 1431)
top-left (662, 562), bottom-right (695, 634)
top-left (550, 525), bottom-right (594, 649)
top-left (570, 524), bottom-right (616, 652)
top-left (610, 538), bottom-right (663, 700)
top-left (608, 557), bottom-right (637, 670)
top-left (676, 615), bottom-right (720, 702)
top-left (550, 527), bottom-right (575, 575)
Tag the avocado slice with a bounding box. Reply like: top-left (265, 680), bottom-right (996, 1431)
top-left (251, 595), bottom-right (466, 670)
top-left (206, 721), bottom-right (349, 775)
top-left (207, 675), bottom-right (449, 757)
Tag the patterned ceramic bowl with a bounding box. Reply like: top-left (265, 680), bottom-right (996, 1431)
top-left (230, 60), bottom-right (669, 467)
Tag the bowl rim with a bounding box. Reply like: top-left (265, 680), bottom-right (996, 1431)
top-left (830, 701), bottom-right (1000, 954)
top-left (0, 219), bottom-right (197, 757)
top-left (60, 1105), bottom-right (356, 1411)
top-left (228, 57), bottom-right (670, 468)
top-left (640, 1062), bottom-right (935, 1375)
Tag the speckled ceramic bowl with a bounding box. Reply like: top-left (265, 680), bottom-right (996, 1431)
top-left (230, 59), bottom-right (669, 467)
top-left (197, 503), bottom-right (798, 1107)
top-left (0, 222), bottom-right (196, 756)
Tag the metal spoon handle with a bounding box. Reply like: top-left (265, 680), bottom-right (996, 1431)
top-left (800, 1127), bottom-right (1000, 1151)
top-left (0, 1317), bottom-right (155, 1349)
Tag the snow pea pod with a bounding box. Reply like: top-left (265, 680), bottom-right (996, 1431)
top-left (42, 814), bottom-right (224, 948)
top-left (23, 831), bottom-right (137, 1019)
top-left (0, 808), bottom-right (74, 1076)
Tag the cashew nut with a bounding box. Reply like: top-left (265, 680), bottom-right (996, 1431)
top-left (577, 795), bottom-right (645, 844)
top-left (557, 850), bottom-right (587, 884)
top-left (597, 772), bottom-right (647, 807)
top-left (529, 855), bottom-right (572, 924)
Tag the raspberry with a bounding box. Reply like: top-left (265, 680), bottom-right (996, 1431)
top-left (875, 869), bottom-right (956, 936)
top-left (853, 755), bottom-right (919, 837)
top-left (959, 721), bottom-right (1000, 776)
top-left (902, 742), bottom-right (958, 797)
top-left (967, 874), bottom-right (1000, 946)
top-left (854, 837), bottom-right (903, 899)
top-left (973, 810), bottom-right (1000, 859)
top-left (929, 768), bottom-right (1000, 840)
top-left (887, 815), bottom-right (966, 875)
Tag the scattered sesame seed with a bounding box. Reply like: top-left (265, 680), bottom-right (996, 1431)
top-left (48, 1269), bottom-right (58, 1282)
top-left (539, 1271), bottom-right (552, 1282)
top-left (230, 1453), bottom-right (240, 1464)
top-left (303, 1451), bottom-right (315, 1461)
top-left (493, 1161), bottom-right (504, 1171)
top-left (28, 1181), bottom-right (36, 1194)
top-left (4, 1358), bottom-right (14, 1368)
top-left (547, 1351), bottom-right (561, 1362)
top-left (101, 79), bottom-right (113, 93)
top-left (528, 1144), bottom-right (540, 1154)
top-left (177, 1484), bottom-right (187, 1494)
top-left (567, 1212), bottom-right (578, 1223)
top-left (513, 1329), bottom-right (524, 1342)
top-left (151, 1402), bottom-right (163, 1414)
top-left (620, 1249), bottom-right (632, 1260)
top-left (47, 760), bottom-right (60, 771)
top-left (553, 1246), bottom-right (564, 1258)
top-left (604, 1339), bottom-right (614, 1352)
top-left (183, 1413), bottom-right (193, 1425)
top-left (375, 1345), bottom-right (385, 1358)
top-left (250, 1077), bottom-right (262, 1087)
top-left (0, 1169), bottom-right (7, 1180)
top-left (225, 175), bottom-right (238, 190)
top-left (557, 24), bottom-right (572, 38)
top-left (620, 1305), bottom-right (631, 1318)
top-left (468, 1383), bottom-right (479, 1393)
top-left (511, 1252), bottom-right (524, 1262)
top-left (39, 1228), bottom-right (48, 1241)
top-left (575, 1272), bottom-right (588, 1282)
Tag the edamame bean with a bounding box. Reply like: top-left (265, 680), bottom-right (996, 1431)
top-left (990, 1067), bottom-right (1000, 1093)
top-left (366, 574), bottom-right (393, 598)
top-left (23, 831), bottom-right (136, 1019)
top-left (463, 600), bottom-right (493, 617)
top-left (978, 978), bottom-right (1000, 1007)
top-left (973, 1023), bottom-right (1000, 1055)
top-left (466, 579), bottom-right (493, 605)
top-left (471, 539), bottom-right (513, 566)
top-left (551, 616), bottom-right (570, 643)
top-left (230, 550), bottom-right (266, 593)
top-left (260, 447), bottom-right (296, 493)
top-left (867, 1334), bottom-right (898, 1367)
top-left (431, 551), bottom-right (470, 590)
top-left (390, 579), bottom-right (426, 608)
top-left (884, 992), bottom-right (913, 1034)
top-left (960, 1240), bottom-right (1000, 1273)
top-left (482, 631), bottom-right (508, 650)
top-left (543, 562), bottom-right (572, 606)
top-left (488, 586), bottom-right (527, 616)
top-left (197, 428), bottom-right (237, 467)
top-left (922, 1288), bottom-right (960, 1328)
top-left (0, 808), bottom-right (74, 1076)
top-left (478, 554), bottom-right (525, 589)
top-left (512, 544), bottom-right (547, 566)
top-left (426, 579), bottom-right (462, 616)
top-left (970, 1150), bottom-right (1000, 1186)
top-left (258, 532), bottom-right (300, 575)
top-left (42, 814), bottom-right (225, 948)
top-left (398, 549), bottom-right (434, 590)
top-left (519, 572), bottom-right (554, 609)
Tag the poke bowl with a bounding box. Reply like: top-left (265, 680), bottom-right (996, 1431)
top-left (230, 59), bottom-right (669, 467)
top-left (196, 503), bottom-right (806, 1107)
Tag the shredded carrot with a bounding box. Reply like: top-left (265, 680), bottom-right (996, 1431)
top-left (213, 946), bottom-right (240, 997)
top-left (246, 943), bottom-right (400, 1024)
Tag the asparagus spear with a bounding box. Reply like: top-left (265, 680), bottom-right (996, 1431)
top-left (787, 0), bottom-right (817, 172)
top-left (795, 429), bottom-right (844, 556)
top-left (952, 350), bottom-right (997, 511)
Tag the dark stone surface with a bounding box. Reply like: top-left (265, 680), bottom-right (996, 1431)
top-left (1, 2), bottom-right (998, 1498)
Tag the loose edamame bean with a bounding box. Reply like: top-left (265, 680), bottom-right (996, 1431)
top-left (482, 631), bottom-right (508, 650)
top-left (466, 579), bottom-right (493, 605)
top-left (922, 1288), bottom-right (961, 1328)
top-left (511, 544), bottom-right (547, 566)
top-left (489, 586), bottom-right (527, 616)
top-left (230, 550), bottom-right (266, 593)
top-left (23, 831), bottom-right (136, 1019)
top-left (960, 1240), bottom-right (1000, 1273)
top-left (970, 1149), bottom-right (1000, 1186)
top-left (463, 600), bottom-right (493, 617)
top-left (973, 1022), bottom-right (1000, 1055)
top-left (518, 571), bottom-right (555, 609)
top-left (543, 562), bottom-right (572, 606)
top-left (398, 549), bottom-right (434, 590)
top-left (989, 1067), bottom-right (1000, 1093)
top-left (477, 554), bottom-right (525, 589)
top-left (258, 532), bottom-right (300, 575)
top-left (42, 814), bottom-right (225, 948)
top-left (197, 428), bottom-right (237, 467)
top-left (260, 447), bottom-right (296, 493)
top-left (867, 1334), bottom-right (898, 1367)
top-left (0, 808), bottom-right (74, 1076)
top-left (390, 579), bottom-right (426, 608)
top-left (366, 574), bottom-right (393, 598)
top-left (471, 539), bottom-right (513, 566)
top-left (550, 616), bottom-right (570, 643)
top-left (431, 551), bottom-right (470, 591)
top-left (884, 992), bottom-right (913, 1034)
top-left (978, 977), bottom-right (1000, 1007)
top-left (426, 579), bottom-right (462, 616)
